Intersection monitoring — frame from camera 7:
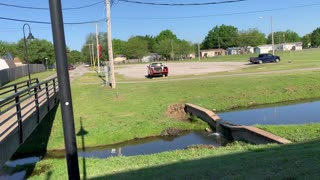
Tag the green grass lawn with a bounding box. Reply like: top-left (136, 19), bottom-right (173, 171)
top-left (5, 49), bottom-right (320, 179)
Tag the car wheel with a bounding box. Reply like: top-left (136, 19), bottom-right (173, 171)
top-left (275, 59), bottom-right (279, 63)
top-left (258, 60), bottom-right (263, 64)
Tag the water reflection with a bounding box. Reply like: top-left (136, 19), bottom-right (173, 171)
top-left (219, 101), bottom-right (320, 125)
top-left (45, 131), bottom-right (222, 159)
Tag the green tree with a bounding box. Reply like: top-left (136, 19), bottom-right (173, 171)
top-left (125, 36), bottom-right (149, 59)
top-left (238, 29), bottom-right (266, 47)
top-left (302, 34), bottom-right (311, 48)
top-left (17, 39), bottom-right (54, 65)
top-left (67, 50), bottom-right (82, 64)
top-left (81, 32), bottom-right (108, 65)
top-left (154, 39), bottom-right (172, 60)
top-left (0, 41), bottom-right (19, 58)
top-left (112, 39), bottom-right (127, 56)
top-left (140, 35), bottom-right (155, 52)
top-left (202, 24), bottom-right (239, 49)
top-left (154, 30), bottom-right (177, 43)
top-left (174, 40), bottom-right (194, 59)
top-left (311, 27), bottom-right (320, 47)
top-left (267, 30), bottom-right (300, 44)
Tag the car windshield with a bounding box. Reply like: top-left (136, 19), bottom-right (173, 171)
top-left (150, 63), bottom-right (163, 67)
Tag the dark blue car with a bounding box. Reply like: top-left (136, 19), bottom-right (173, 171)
top-left (249, 53), bottom-right (281, 64)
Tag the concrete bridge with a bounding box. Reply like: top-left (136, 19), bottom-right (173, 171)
top-left (0, 77), bottom-right (59, 167)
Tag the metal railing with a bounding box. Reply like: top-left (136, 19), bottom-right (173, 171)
top-left (0, 77), bottom-right (59, 143)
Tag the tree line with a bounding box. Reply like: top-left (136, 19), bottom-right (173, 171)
top-left (1, 26), bottom-right (320, 65)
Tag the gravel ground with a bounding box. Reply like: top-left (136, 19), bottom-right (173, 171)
top-left (115, 62), bottom-right (250, 79)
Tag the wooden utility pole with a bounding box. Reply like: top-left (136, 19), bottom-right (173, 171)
top-left (95, 23), bottom-right (100, 73)
top-left (106, 0), bottom-right (116, 88)
top-left (91, 43), bottom-right (95, 68)
top-left (271, 16), bottom-right (275, 55)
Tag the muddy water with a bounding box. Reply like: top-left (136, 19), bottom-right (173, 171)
top-left (219, 100), bottom-right (320, 125)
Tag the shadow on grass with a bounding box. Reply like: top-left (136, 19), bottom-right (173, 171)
top-left (77, 117), bottom-right (89, 180)
top-left (11, 105), bottom-right (58, 177)
top-left (88, 140), bottom-right (320, 179)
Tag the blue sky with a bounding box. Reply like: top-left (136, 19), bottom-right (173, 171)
top-left (1, 0), bottom-right (320, 51)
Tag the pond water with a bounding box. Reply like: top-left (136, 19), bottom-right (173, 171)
top-left (219, 101), bottom-right (320, 126)
top-left (44, 131), bottom-right (226, 159)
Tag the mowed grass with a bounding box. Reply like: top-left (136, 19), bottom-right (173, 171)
top-left (45, 69), bottom-right (320, 149)
top-left (29, 141), bottom-right (320, 179)
top-left (7, 49), bottom-right (320, 179)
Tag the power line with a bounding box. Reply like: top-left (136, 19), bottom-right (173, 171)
top-left (112, 2), bottom-right (320, 19)
top-left (0, 1), bottom-right (104, 11)
top-left (118, 0), bottom-right (246, 6)
top-left (0, 16), bottom-right (106, 25)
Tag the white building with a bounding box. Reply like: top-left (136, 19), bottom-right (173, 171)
top-left (0, 58), bottom-right (10, 70)
top-left (200, 49), bottom-right (226, 58)
top-left (254, 45), bottom-right (273, 54)
top-left (280, 42), bottom-right (303, 51)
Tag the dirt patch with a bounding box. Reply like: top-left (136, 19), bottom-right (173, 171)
top-left (115, 62), bottom-right (249, 79)
top-left (166, 103), bottom-right (188, 120)
top-left (160, 128), bottom-right (186, 136)
top-left (185, 144), bottom-right (216, 150)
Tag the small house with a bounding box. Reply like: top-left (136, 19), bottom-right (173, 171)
top-left (200, 49), bottom-right (225, 58)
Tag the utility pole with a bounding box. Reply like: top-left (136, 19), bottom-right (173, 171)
top-left (198, 43), bottom-right (200, 61)
top-left (171, 39), bottom-right (174, 60)
top-left (91, 42), bottom-right (95, 68)
top-left (48, 0), bottom-right (80, 179)
top-left (106, 0), bottom-right (116, 88)
top-left (88, 44), bottom-right (93, 66)
top-left (95, 23), bottom-right (100, 73)
top-left (271, 16), bottom-right (275, 55)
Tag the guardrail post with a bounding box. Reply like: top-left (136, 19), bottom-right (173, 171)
top-left (34, 86), bottom-right (40, 123)
top-left (15, 95), bottom-right (23, 144)
top-left (46, 82), bottom-right (50, 111)
top-left (53, 79), bottom-right (57, 104)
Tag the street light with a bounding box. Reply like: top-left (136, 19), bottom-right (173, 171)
top-left (23, 23), bottom-right (35, 82)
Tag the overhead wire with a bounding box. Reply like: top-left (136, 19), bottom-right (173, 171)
top-left (0, 1), bottom-right (319, 24)
top-left (113, 2), bottom-right (320, 19)
top-left (117, 0), bottom-right (247, 6)
top-left (0, 16), bottom-right (106, 25)
top-left (0, 1), bottom-right (104, 11)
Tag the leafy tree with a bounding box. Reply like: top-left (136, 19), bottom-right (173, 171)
top-left (238, 29), bottom-right (266, 47)
top-left (154, 30), bottom-right (177, 43)
top-left (112, 39), bottom-right (127, 56)
top-left (311, 27), bottom-right (320, 47)
top-left (0, 41), bottom-right (19, 58)
top-left (174, 40), bottom-right (194, 59)
top-left (17, 39), bottom-right (54, 65)
top-left (202, 24), bottom-right (239, 49)
top-left (81, 32), bottom-right (108, 65)
top-left (154, 39), bottom-right (172, 60)
top-left (67, 50), bottom-right (82, 64)
top-left (302, 34), bottom-right (311, 48)
top-left (125, 36), bottom-right (149, 59)
top-left (140, 35), bottom-right (155, 52)
top-left (267, 30), bottom-right (301, 44)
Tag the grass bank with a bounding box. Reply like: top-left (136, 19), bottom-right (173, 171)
top-left (42, 69), bottom-right (320, 150)
top-left (29, 140), bottom-right (320, 179)
top-left (6, 49), bottom-right (320, 178)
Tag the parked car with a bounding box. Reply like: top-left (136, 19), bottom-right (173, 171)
top-left (147, 62), bottom-right (168, 78)
top-left (68, 65), bottom-right (76, 70)
top-left (249, 53), bottom-right (280, 64)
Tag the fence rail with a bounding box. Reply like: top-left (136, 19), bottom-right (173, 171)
top-left (0, 76), bottom-right (59, 167)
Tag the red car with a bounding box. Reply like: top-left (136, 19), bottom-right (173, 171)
top-left (147, 62), bottom-right (168, 78)
top-left (68, 65), bottom-right (76, 70)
